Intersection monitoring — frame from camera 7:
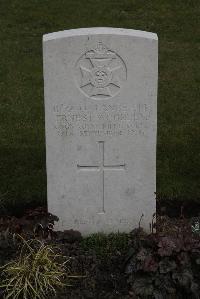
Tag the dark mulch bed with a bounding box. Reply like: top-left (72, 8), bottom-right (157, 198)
top-left (0, 203), bottom-right (200, 298)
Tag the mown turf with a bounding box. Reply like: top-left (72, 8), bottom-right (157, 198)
top-left (0, 0), bottom-right (200, 212)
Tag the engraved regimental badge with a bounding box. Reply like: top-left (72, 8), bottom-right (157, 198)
top-left (75, 42), bottom-right (127, 99)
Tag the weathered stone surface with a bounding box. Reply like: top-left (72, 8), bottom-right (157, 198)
top-left (43, 27), bottom-right (158, 235)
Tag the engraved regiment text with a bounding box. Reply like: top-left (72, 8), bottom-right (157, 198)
top-left (54, 102), bottom-right (152, 138)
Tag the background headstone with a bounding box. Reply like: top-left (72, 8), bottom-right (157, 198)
top-left (43, 28), bottom-right (158, 235)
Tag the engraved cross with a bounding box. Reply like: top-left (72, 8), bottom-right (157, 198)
top-left (77, 141), bottom-right (126, 213)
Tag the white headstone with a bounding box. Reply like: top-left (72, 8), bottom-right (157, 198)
top-left (43, 28), bottom-right (158, 235)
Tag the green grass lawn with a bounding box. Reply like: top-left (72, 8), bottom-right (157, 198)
top-left (0, 0), bottom-right (200, 212)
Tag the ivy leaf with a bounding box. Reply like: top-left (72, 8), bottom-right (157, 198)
top-left (158, 237), bottom-right (176, 256)
top-left (159, 258), bottom-right (176, 274)
top-left (132, 277), bottom-right (154, 296)
top-left (172, 270), bottom-right (193, 288)
top-left (143, 255), bottom-right (158, 272)
top-left (177, 252), bottom-right (190, 266)
top-left (191, 282), bottom-right (199, 297)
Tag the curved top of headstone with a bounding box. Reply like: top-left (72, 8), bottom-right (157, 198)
top-left (43, 27), bottom-right (158, 42)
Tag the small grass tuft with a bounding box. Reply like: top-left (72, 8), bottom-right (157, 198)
top-left (81, 232), bottom-right (130, 257)
top-left (0, 237), bottom-right (71, 299)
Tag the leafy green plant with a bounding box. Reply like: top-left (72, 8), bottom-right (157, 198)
top-left (0, 237), bottom-right (71, 299)
top-left (125, 218), bottom-right (200, 298)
